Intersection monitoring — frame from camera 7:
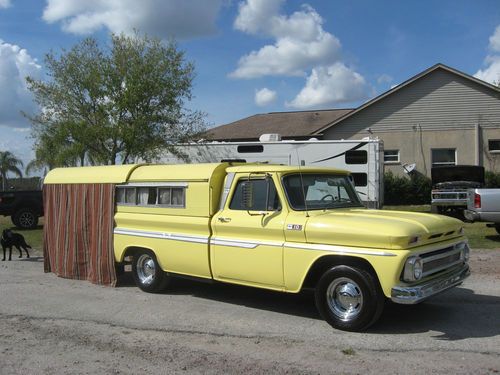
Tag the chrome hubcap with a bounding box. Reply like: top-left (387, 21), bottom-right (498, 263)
top-left (326, 277), bottom-right (363, 322)
top-left (136, 254), bottom-right (156, 285)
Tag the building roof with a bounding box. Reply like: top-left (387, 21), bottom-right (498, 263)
top-left (204, 109), bottom-right (353, 141)
top-left (313, 63), bottom-right (500, 135)
top-left (204, 64), bottom-right (500, 142)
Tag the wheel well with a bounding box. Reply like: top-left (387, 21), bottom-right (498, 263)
top-left (302, 255), bottom-right (379, 291)
top-left (121, 246), bottom-right (154, 263)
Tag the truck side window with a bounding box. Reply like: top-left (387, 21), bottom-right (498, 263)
top-left (229, 179), bottom-right (281, 211)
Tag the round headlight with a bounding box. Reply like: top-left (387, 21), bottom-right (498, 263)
top-left (413, 258), bottom-right (423, 280)
top-left (403, 256), bottom-right (424, 282)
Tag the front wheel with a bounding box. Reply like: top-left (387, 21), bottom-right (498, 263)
top-left (132, 250), bottom-right (170, 293)
top-left (315, 265), bottom-right (384, 331)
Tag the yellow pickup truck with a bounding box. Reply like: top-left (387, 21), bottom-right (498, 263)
top-left (44, 163), bottom-right (470, 331)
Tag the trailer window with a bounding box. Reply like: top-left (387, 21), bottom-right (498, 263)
top-left (116, 187), bottom-right (137, 205)
top-left (158, 187), bottom-right (186, 207)
top-left (237, 145), bottom-right (264, 153)
top-left (351, 173), bottom-right (367, 187)
top-left (345, 150), bottom-right (367, 164)
top-left (117, 186), bottom-right (185, 208)
top-left (137, 187), bottom-right (157, 205)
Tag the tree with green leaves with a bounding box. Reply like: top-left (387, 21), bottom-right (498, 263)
top-left (25, 32), bottom-right (205, 166)
top-left (0, 151), bottom-right (23, 191)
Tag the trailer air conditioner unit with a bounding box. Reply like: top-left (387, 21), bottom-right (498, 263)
top-left (259, 133), bottom-right (282, 142)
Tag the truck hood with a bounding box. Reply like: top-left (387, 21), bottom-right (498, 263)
top-left (305, 209), bottom-right (464, 250)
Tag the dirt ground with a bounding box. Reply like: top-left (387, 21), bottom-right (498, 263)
top-left (0, 248), bottom-right (499, 374)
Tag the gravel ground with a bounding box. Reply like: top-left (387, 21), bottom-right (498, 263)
top-left (0, 248), bottom-right (499, 374)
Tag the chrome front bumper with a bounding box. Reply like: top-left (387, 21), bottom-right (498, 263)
top-left (391, 264), bottom-right (470, 304)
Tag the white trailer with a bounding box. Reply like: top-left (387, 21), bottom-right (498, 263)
top-left (161, 137), bottom-right (384, 208)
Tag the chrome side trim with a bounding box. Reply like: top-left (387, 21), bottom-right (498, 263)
top-left (285, 242), bottom-right (397, 257)
top-left (114, 227), bottom-right (208, 244)
top-left (115, 228), bottom-right (396, 257)
top-left (210, 238), bottom-right (283, 249)
top-left (117, 182), bottom-right (189, 187)
top-left (210, 238), bottom-right (397, 256)
top-left (391, 264), bottom-right (470, 304)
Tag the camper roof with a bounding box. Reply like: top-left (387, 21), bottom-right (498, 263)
top-left (44, 163), bottom-right (231, 185)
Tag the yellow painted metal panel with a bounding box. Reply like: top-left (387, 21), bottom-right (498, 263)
top-left (128, 163), bottom-right (227, 182)
top-left (114, 212), bottom-right (212, 278)
top-left (44, 164), bottom-right (141, 184)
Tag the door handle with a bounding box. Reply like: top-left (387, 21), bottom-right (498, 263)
top-left (218, 217), bottom-right (231, 223)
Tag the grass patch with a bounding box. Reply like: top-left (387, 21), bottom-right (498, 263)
top-left (341, 348), bottom-right (356, 356)
top-left (383, 205), bottom-right (500, 249)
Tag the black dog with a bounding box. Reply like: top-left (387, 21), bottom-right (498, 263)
top-left (1, 229), bottom-right (31, 261)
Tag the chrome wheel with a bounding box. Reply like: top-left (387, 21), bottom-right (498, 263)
top-left (326, 277), bottom-right (364, 322)
top-left (136, 254), bottom-right (156, 286)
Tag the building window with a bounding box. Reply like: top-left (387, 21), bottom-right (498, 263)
top-left (431, 148), bottom-right (456, 167)
top-left (116, 186), bottom-right (186, 208)
top-left (488, 140), bottom-right (500, 153)
top-left (384, 150), bottom-right (400, 164)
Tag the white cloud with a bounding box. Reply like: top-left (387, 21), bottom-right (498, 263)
top-left (377, 74), bottom-right (393, 85)
top-left (474, 25), bottom-right (500, 85)
top-left (255, 88), bottom-right (277, 106)
top-left (286, 63), bottom-right (370, 109)
top-left (0, 0), bottom-right (11, 9)
top-left (42, 0), bottom-right (223, 39)
top-left (232, 1), bottom-right (371, 108)
top-left (489, 25), bottom-right (500, 53)
top-left (475, 55), bottom-right (500, 84)
top-left (0, 125), bottom-right (35, 170)
top-left (231, 1), bottom-right (341, 78)
top-left (0, 39), bottom-right (41, 127)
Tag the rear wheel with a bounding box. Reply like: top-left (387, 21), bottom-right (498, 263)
top-left (11, 208), bottom-right (38, 229)
top-left (315, 265), bottom-right (384, 331)
top-left (132, 250), bottom-right (170, 293)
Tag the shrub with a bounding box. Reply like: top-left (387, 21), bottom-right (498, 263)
top-left (485, 171), bottom-right (500, 188)
top-left (384, 171), bottom-right (431, 205)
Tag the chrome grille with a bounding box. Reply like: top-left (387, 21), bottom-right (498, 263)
top-left (420, 244), bottom-right (465, 278)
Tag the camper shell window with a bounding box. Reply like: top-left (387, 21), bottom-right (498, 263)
top-left (116, 184), bottom-right (186, 208)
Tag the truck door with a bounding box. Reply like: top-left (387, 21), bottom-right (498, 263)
top-left (211, 174), bottom-right (285, 289)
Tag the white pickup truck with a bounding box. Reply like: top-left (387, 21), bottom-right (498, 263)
top-left (464, 189), bottom-right (500, 234)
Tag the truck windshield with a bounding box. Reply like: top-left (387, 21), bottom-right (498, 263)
top-left (282, 173), bottom-right (363, 210)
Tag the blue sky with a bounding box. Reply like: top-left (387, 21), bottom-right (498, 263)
top-left (1, 0), bottom-right (500, 170)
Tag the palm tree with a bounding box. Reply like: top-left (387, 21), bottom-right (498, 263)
top-left (0, 151), bottom-right (23, 191)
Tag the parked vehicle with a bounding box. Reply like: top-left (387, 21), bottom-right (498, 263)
top-left (431, 165), bottom-right (485, 216)
top-left (160, 137), bottom-right (384, 208)
top-left (43, 163), bottom-right (470, 331)
top-left (464, 188), bottom-right (500, 234)
top-left (0, 190), bottom-right (43, 229)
